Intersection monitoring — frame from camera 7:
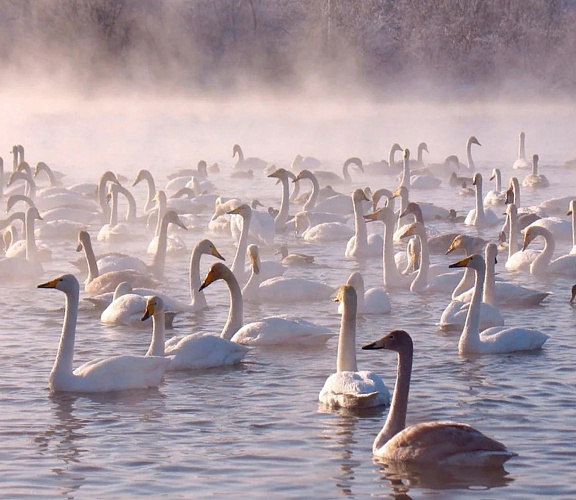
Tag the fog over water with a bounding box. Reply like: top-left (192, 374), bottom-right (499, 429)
top-left (2, 2), bottom-right (576, 499)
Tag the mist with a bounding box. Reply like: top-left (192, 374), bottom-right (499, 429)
top-left (1, 0), bottom-right (576, 175)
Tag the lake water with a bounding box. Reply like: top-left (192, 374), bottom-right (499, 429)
top-left (1, 95), bottom-right (576, 499)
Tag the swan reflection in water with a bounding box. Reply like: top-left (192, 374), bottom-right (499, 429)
top-left (34, 389), bottom-right (166, 497)
top-left (374, 459), bottom-right (514, 496)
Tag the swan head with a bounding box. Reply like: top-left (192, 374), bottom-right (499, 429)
top-left (352, 188), bottom-right (368, 203)
top-left (403, 148), bottom-right (410, 161)
top-left (7, 170), bottom-right (31, 187)
top-left (343, 273), bottom-right (364, 296)
top-left (469, 136), bottom-right (481, 147)
top-left (153, 189), bottom-right (168, 206)
top-left (232, 144), bottom-right (242, 157)
top-left (38, 274), bottom-right (80, 294)
top-left (520, 131), bottom-right (525, 140)
top-left (399, 202), bottom-right (423, 221)
top-left (362, 329), bottom-right (413, 355)
top-left (199, 262), bottom-right (233, 291)
top-left (392, 186), bottom-right (408, 200)
top-left (472, 173), bottom-right (482, 186)
top-left (568, 200), bottom-right (576, 216)
top-left (445, 155), bottom-right (460, 169)
top-left (76, 230), bottom-right (90, 252)
top-left (445, 235), bottom-right (469, 255)
top-left (247, 244), bottom-right (260, 274)
top-left (505, 186), bottom-right (515, 205)
top-left (418, 142), bottom-right (429, 154)
top-left (142, 295), bottom-right (164, 321)
top-left (197, 160), bottom-right (208, 177)
top-left (293, 169), bottom-right (314, 183)
top-left (344, 157), bottom-right (364, 173)
top-left (448, 254), bottom-right (485, 271)
top-left (489, 168), bottom-right (498, 181)
top-left (113, 281), bottom-right (133, 300)
top-left (521, 226), bottom-right (545, 251)
top-left (485, 243), bottom-right (498, 265)
top-left (267, 167), bottom-right (288, 183)
top-left (398, 222), bottom-right (425, 240)
top-left (227, 203), bottom-right (252, 219)
top-left (198, 239), bottom-right (225, 261)
top-left (132, 169), bottom-right (150, 187)
top-left (162, 210), bottom-right (188, 230)
top-left (26, 206), bottom-right (42, 222)
top-left (390, 143), bottom-right (402, 153)
top-left (570, 284), bottom-right (576, 305)
top-left (333, 284), bottom-right (357, 308)
top-left (294, 211), bottom-right (310, 235)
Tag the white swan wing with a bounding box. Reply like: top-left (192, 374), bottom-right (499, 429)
top-left (165, 334), bottom-right (249, 370)
top-left (319, 371), bottom-right (390, 409)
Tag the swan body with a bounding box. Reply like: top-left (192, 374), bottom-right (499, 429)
top-left (338, 272), bottom-right (391, 315)
top-left (399, 148), bottom-right (441, 190)
top-left (523, 225), bottom-right (576, 277)
top-left (143, 296), bottom-right (249, 371)
top-left (276, 245), bottom-right (315, 266)
top-left (449, 255), bottom-right (548, 354)
top-left (319, 285), bottom-right (390, 409)
top-left (39, 275), bottom-right (170, 393)
top-left (295, 212), bottom-right (354, 242)
top-left (483, 168), bottom-right (506, 205)
top-left (233, 144), bottom-right (268, 170)
top-left (345, 189), bottom-right (383, 259)
top-left (512, 132), bottom-right (531, 169)
top-left (362, 330), bottom-right (516, 466)
top-left (522, 154), bottom-right (549, 188)
top-left (503, 204), bottom-right (540, 272)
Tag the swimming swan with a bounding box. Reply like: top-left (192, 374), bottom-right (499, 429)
top-left (362, 330), bottom-right (517, 466)
top-left (319, 285), bottom-right (390, 409)
top-left (38, 274), bottom-right (170, 393)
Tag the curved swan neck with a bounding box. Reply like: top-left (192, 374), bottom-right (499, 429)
top-left (141, 171), bottom-right (157, 211)
top-left (154, 192), bottom-right (167, 236)
top-left (452, 267), bottom-right (473, 299)
top-left (467, 140), bottom-right (475, 170)
top-left (98, 172), bottom-right (116, 219)
top-left (383, 218), bottom-right (404, 287)
top-left (231, 211), bottom-right (251, 278)
top-left (108, 186), bottom-right (119, 226)
top-left (146, 311), bottom-right (166, 356)
top-left (303, 173), bottom-right (319, 211)
top-left (234, 145), bottom-right (245, 162)
top-left (375, 347), bottom-right (412, 451)
top-left (52, 284), bottom-right (80, 378)
top-left (82, 235), bottom-right (100, 282)
top-left (275, 174), bottom-right (290, 231)
top-left (531, 230), bottom-right (554, 274)
top-left (475, 176), bottom-right (484, 219)
top-left (353, 196), bottom-right (367, 246)
top-left (189, 244), bottom-right (207, 308)
top-left (221, 273), bottom-right (244, 340)
top-left (150, 215), bottom-right (170, 278)
top-left (410, 231), bottom-right (429, 293)
top-left (337, 292), bottom-right (358, 372)
top-left (117, 186), bottom-right (137, 222)
top-left (459, 261), bottom-right (485, 352)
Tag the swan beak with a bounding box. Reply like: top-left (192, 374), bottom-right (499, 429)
top-left (568, 209), bottom-right (573, 216)
top-left (445, 239), bottom-right (460, 255)
top-left (399, 208), bottom-right (410, 218)
top-left (199, 271), bottom-right (216, 291)
top-left (363, 211), bottom-right (378, 223)
top-left (449, 256), bottom-right (472, 268)
top-left (38, 278), bottom-right (59, 289)
top-left (211, 247), bottom-right (225, 261)
top-left (249, 252), bottom-right (260, 274)
top-left (141, 303), bottom-right (154, 321)
top-left (570, 284), bottom-right (576, 304)
top-left (176, 218), bottom-right (188, 231)
top-left (399, 225), bottom-right (415, 239)
top-left (361, 338), bottom-right (386, 350)
top-left (76, 242), bottom-right (83, 252)
top-left (227, 207), bottom-right (242, 215)
top-left (332, 286), bottom-right (345, 303)
top-left (489, 174), bottom-right (495, 180)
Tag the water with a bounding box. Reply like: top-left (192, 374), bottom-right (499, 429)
top-left (1, 96), bottom-right (576, 499)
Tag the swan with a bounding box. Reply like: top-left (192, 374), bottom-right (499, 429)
top-left (199, 262), bottom-right (333, 346)
top-left (392, 186), bottom-right (449, 222)
top-left (242, 244), bottom-right (334, 303)
top-left (38, 274), bottom-right (170, 393)
top-left (4, 206), bottom-right (51, 263)
top-left (267, 167), bottom-right (291, 232)
top-left (522, 154), bottom-right (549, 188)
top-left (228, 200), bottom-right (275, 247)
top-left (338, 272), bottom-right (391, 315)
top-left (503, 204), bottom-right (541, 272)
top-left (34, 161), bottom-right (65, 185)
top-left (408, 142), bottom-right (429, 169)
top-left (97, 183), bottom-right (131, 243)
top-left (233, 144), bottom-right (268, 170)
top-left (484, 168), bottom-right (507, 205)
top-left (399, 223), bottom-right (464, 294)
top-left (345, 189), bottom-right (383, 259)
top-left (275, 245), bottom-right (314, 266)
top-left (147, 190), bottom-right (188, 255)
top-left (166, 160), bottom-right (209, 181)
top-left (293, 169), bottom-right (353, 215)
top-left (362, 330), bottom-right (517, 466)
top-left (449, 255), bottom-right (549, 353)
top-left (319, 285), bottom-right (390, 409)
top-left (439, 244), bottom-right (504, 331)
top-left (364, 207), bottom-right (413, 289)
top-left (506, 176), bottom-right (547, 219)
top-left (76, 230), bottom-right (159, 294)
top-left (522, 225), bottom-right (576, 277)
top-left (539, 195), bottom-right (576, 216)
top-left (512, 131), bottom-right (531, 169)
top-left (399, 149), bottom-right (441, 190)
top-left (313, 157), bottom-right (364, 185)
top-left (364, 143), bottom-right (403, 176)
top-left (462, 136), bottom-right (481, 170)
top-left (455, 243), bottom-right (550, 307)
top-left (294, 211), bottom-right (354, 243)
top-left (142, 295), bottom-right (249, 370)
top-left (464, 173), bottom-right (500, 228)
top-left (291, 154), bottom-right (321, 171)
top-left (132, 169), bottom-right (157, 212)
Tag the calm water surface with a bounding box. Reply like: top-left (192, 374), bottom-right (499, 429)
top-left (1, 99), bottom-right (576, 498)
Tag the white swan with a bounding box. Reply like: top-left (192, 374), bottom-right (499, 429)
top-left (463, 136), bottom-right (481, 170)
top-left (345, 189), bottom-right (383, 259)
top-left (483, 168), bottom-right (506, 206)
top-left (200, 262), bottom-right (333, 346)
top-left (338, 272), bottom-right (391, 315)
top-left (449, 255), bottom-right (549, 354)
top-left (38, 274), bottom-right (170, 393)
top-left (143, 296), bottom-right (249, 370)
top-left (319, 285), bottom-right (390, 409)
top-left (439, 244), bottom-right (504, 331)
top-left (132, 169), bottom-right (157, 212)
top-left (97, 183), bottom-right (131, 243)
top-left (294, 211), bottom-right (354, 243)
top-left (364, 143), bottom-right (403, 176)
top-left (233, 144), bottom-right (268, 170)
top-left (147, 190), bottom-right (188, 255)
top-left (267, 167), bottom-right (291, 233)
top-left (399, 148), bottom-right (441, 190)
top-left (313, 157), bottom-right (364, 185)
top-left (362, 330), bottom-right (517, 466)
top-left (464, 173), bottom-right (500, 228)
top-left (522, 154), bottom-right (549, 188)
top-left (4, 206), bottom-right (51, 263)
top-left (503, 204), bottom-right (540, 272)
top-left (522, 225), bottom-right (576, 277)
top-left (512, 131), bottom-right (531, 170)
top-left (293, 169), bottom-right (353, 215)
top-left (242, 244), bottom-right (334, 303)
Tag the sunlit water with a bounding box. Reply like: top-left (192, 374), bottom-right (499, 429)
top-left (1, 98), bottom-right (576, 498)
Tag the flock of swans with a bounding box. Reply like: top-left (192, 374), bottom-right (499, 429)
top-left (4, 134), bottom-right (575, 472)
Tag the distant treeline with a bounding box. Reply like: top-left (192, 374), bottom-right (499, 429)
top-left (1, 0), bottom-right (575, 96)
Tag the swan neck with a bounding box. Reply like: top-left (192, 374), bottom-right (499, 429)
top-left (145, 172), bottom-right (157, 210)
top-left (467, 141), bottom-right (475, 170)
top-left (221, 273), bottom-right (244, 340)
top-left (155, 194), bottom-right (167, 236)
top-left (303, 174), bottom-right (319, 211)
top-left (375, 348), bottom-right (412, 452)
top-left (410, 233), bottom-right (429, 292)
top-left (189, 245), bottom-right (207, 308)
top-left (512, 179), bottom-right (521, 207)
top-left (460, 263), bottom-right (485, 351)
top-left (353, 197), bottom-right (367, 246)
top-left (52, 286), bottom-right (79, 379)
top-left (275, 176), bottom-right (290, 230)
top-left (400, 158), bottom-right (410, 188)
top-left (231, 212), bottom-right (251, 278)
top-left (24, 212), bottom-right (38, 262)
top-left (508, 210), bottom-right (519, 255)
top-left (484, 256), bottom-right (496, 306)
top-left (452, 267), bottom-right (474, 299)
top-left (146, 312), bottom-right (166, 356)
top-left (475, 179), bottom-right (484, 218)
top-left (383, 220), bottom-right (403, 287)
top-left (337, 298), bottom-right (358, 372)
top-left (495, 170), bottom-right (501, 192)
top-left (572, 209), bottom-right (576, 248)
top-left (531, 231), bottom-right (554, 274)
top-left (151, 216), bottom-right (170, 278)
top-left (519, 134), bottom-right (526, 160)
top-left (82, 236), bottom-right (100, 282)
top-left (109, 188), bottom-right (118, 226)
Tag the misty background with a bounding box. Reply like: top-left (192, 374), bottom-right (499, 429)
top-left (0, 0), bottom-right (575, 173)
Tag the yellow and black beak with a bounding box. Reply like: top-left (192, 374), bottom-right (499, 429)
top-left (449, 255), bottom-right (473, 268)
top-left (141, 303), bottom-right (155, 321)
top-left (211, 246), bottom-right (225, 261)
top-left (37, 278), bottom-right (59, 289)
